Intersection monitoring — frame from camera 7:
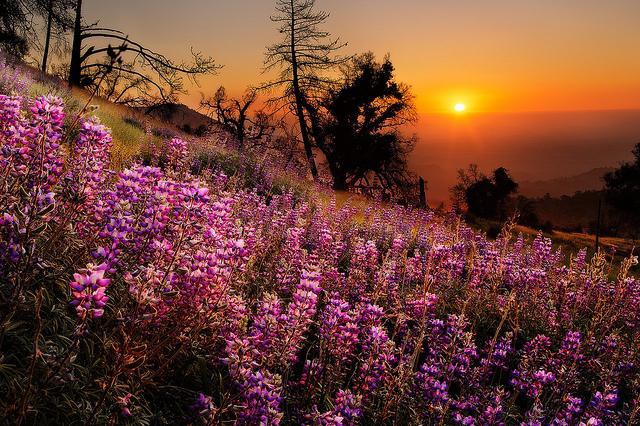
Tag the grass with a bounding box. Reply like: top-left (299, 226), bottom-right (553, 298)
top-left (25, 69), bottom-right (178, 169)
top-left (68, 87), bottom-right (161, 169)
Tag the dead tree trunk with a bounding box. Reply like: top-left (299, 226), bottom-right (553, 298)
top-left (290, 4), bottom-right (318, 180)
top-left (419, 177), bottom-right (428, 209)
top-left (68, 0), bottom-right (83, 86)
top-left (41, 0), bottom-right (54, 73)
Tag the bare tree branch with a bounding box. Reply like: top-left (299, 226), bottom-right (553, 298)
top-left (67, 1), bottom-right (221, 107)
top-left (262, 0), bottom-right (350, 180)
top-left (200, 86), bottom-right (274, 148)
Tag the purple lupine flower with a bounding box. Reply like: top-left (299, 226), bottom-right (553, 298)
top-left (346, 238), bottom-right (378, 299)
top-left (313, 389), bottom-right (363, 426)
top-left (250, 293), bottom-right (284, 356)
top-left (64, 117), bottom-right (112, 204)
top-left (189, 392), bottom-right (215, 419)
top-left (414, 364), bottom-right (449, 414)
top-left (481, 333), bottom-right (513, 378)
top-left (167, 137), bottom-right (189, 174)
top-left (275, 227), bottom-right (306, 293)
top-left (0, 56), bottom-right (30, 95)
top-left (511, 335), bottom-right (555, 398)
top-left (354, 325), bottom-right (396, 396)
top-left (584, 386), bottom-right (619, 422)
top-left (69, 263), bottom-right (111, 319)
top-left (30, 95), bottom-right (65, 129)
top-left (319, 294), bottom-right (360, 367)
top-left (117, 393), bottom-right (134, 418)
top-left (551, 395), bottom-right (583, 425)
top-left (237, 368), bottom-right (283, 425)
top-left (278, 269), bottom-right (322, 364)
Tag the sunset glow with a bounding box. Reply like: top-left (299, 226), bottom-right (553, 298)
top-left (454, 103), bottom-right (466, 113)
top-left (83, 0), bottom-right (640, 114)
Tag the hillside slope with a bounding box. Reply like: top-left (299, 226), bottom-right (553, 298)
top-left (2, 57), bottom-right (639, 424)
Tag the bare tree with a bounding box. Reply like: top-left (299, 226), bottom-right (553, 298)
top-left (201, 86), bottom-right (274, 148)
top-left (450, 164), bottom-right (483, 211)
top-left (67, 0), bottom-right (82, 83)
top-left (68, 0), bottom-right (220, 107)
top-left (273, 118), bottom-right (306, 170)
top-left (41, 0), bottom-right (55, 71)
top-left (1, 0), bottom-right (72, 60)
top-left (41, 0), bottom-right (75, 73)
top-left (263, 0), bottom-right (348, 180)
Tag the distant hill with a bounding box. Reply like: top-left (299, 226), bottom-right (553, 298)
top-left (409, 109), bottom-right (640, 205)
top-left (139, 103), bottom-right (214, 134)
top-left (518, 167), bottom-right (614, 198)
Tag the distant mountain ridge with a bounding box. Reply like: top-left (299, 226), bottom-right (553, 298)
top-left (138, 103), bottom-right (213, 133)
top-left (518, 167), bottom-right (614, 198)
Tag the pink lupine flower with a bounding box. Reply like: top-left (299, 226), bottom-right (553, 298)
top-left (167, 137), bottom-right (189, 174)
top-left (69, 263), bottom-right (111, 319)
top-left (278, 269), bottom-right (322, 364)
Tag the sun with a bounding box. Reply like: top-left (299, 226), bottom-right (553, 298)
top-left (454, 103), bottom-right (466, 113)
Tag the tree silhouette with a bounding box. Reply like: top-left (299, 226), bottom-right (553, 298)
top-left (1, 0), bottom-right (35, 57)
top-left (264, 0), bottom-right (348, 180)
top-left (68, 0), bottom-right (220, 107)
top-left (493, 167), bottom-right (519, 202)
top-left (201, 87), bottom-right (274, 148)
top-left (605, 143), bottom-right (640, 230)
top-left (41, 0), bottom-right (75, 73)
top-left (316, 53), bottom-right (417, 192)
top-left (450, 164), bottom-right (483, 211)
top-left (453, 165), bottom-right (518, 219)
top-left (0, 0), bottom-right (73, 59)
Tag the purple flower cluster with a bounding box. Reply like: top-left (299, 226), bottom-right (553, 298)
top-left (69, 263), bottom-right (111, 319)
top-left (167, 137), bottom-right (189, 175)
top-left (0, 95), bottom-right (65, 269)
top-left (1, 92), bottom-right (639, 424)
top-left (65, 117), bottom-right (112, 204)
top-left (0, 55), bottom-right (30, 96)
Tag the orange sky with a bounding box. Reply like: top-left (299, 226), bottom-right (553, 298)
top-left (84, 0), bottom-right (640, 114)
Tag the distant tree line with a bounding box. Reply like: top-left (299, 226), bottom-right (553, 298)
top-left (449, 142), bottom-right (640, 240)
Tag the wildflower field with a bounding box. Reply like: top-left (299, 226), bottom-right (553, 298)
top-left (1, 68), bottom-right (639, 425)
